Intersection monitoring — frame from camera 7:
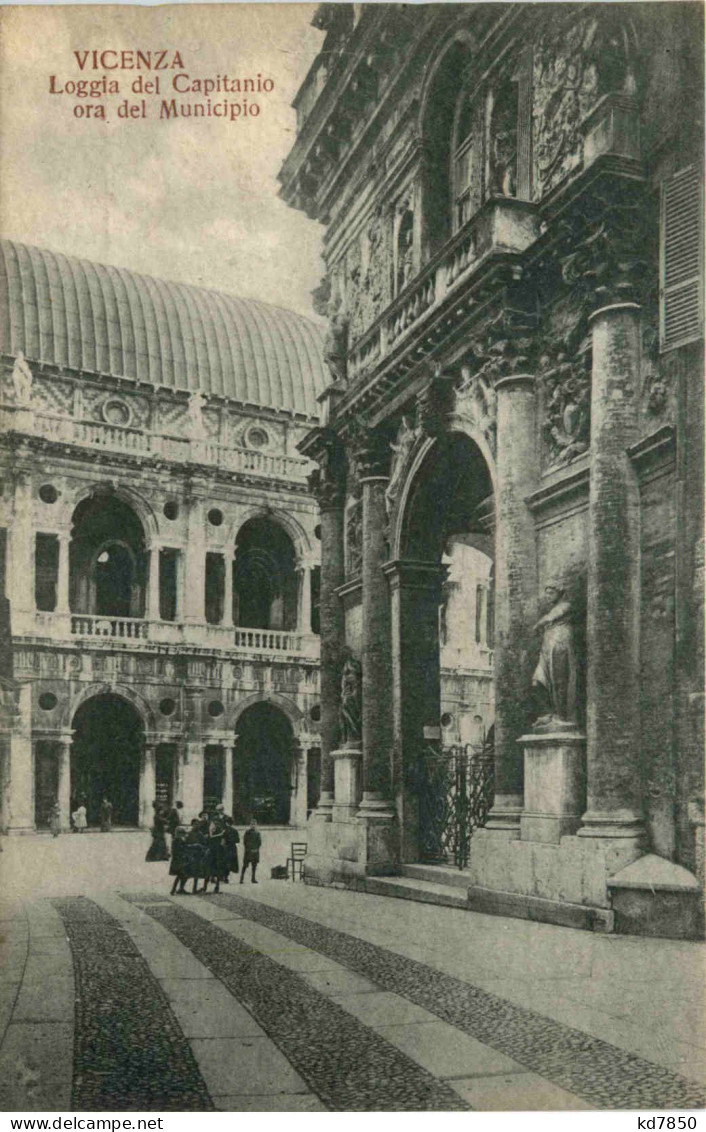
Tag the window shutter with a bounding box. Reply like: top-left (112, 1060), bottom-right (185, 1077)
top-left (660, 165), bottom-right (703, 351)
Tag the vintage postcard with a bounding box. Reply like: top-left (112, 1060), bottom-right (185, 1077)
top-left (0, 0), bottom-right (703, 1117)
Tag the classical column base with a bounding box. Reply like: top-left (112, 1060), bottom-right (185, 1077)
top-left (577, 809), bottom-right (647, 844)
top-left (331, 747), bottom-right (362, 822)
top-left (311, 791), bottom-right (334, 821)
top-left (484, 794), bottom-right (524, 837)
top-left (520, 730), bottom-right (586, 845)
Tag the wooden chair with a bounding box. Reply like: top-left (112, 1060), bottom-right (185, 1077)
top-left (287, 841), bottom-right (307, 881)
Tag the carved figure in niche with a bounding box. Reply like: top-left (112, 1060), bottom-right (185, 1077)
top-left (396, 205), bottom-right (414, 294)
top-left (11, 352), bottom-right (33, 405)
top-left (345, 499), bottom-right (362, 576)
top-left (338, 652), bottom-right (362, 746)
top-left (531, 583), bottom-right (579, 729)
top-left (187, 391), bottom-right (207, 439)
top-left (323, 297), bottom-right (349, 384)
top-left (488, 82), bottom-right (518, 197)
top-left (385, 414), bottom-right (418, 517)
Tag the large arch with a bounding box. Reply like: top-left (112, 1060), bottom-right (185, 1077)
top-left (62, 681), bottom-right (156, 733)
top-left (232, 700), bottom-right (297, 825)
top-left (70, 692), bottom-right (144, 826)
top-left (233, 515), bottom-right (299, 630)
top-left (230, 506), bottom-right (313, 565)
top-left (389, 429), bottom-right (496, 863)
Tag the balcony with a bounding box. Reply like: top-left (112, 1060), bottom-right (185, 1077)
top-left (347, 196), bottom-right (540, 384)
top-left (23, 610), bottom-right (320, 660)
top-left (2, 408), bottom-right (312, 483)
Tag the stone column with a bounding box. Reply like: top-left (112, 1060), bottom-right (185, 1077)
top-left (359, 445), bottom-right (393, 808)
top-left (223, 744), bottom-right (233, 816)
top-left (56, 533), bottom-right (71, 614)
top-left (354, 431), bottom-right (396, 874)
top-left (147, 545), bottom-right (160, 622)
top-left (486, 374), bottom-right (539, 834)
top-left (303, 432), bottom-right (346, 823)
top-left (57, 736), bottom-right (72, 831)
top-left (140, 740), bottom-right (157, 828)
top-left (290, 741), bottom-right (309, 827)
top-left (299, 563), bottom-right (312, 634)
top-left (579, 303), bottom-right (644, 842)
top-left (384, 560), bottom-right (447, 862)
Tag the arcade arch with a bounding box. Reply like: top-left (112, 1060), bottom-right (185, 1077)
top-left (70, 692), bottom-right (143, 826)
top-left (232, 701), bottom-right (296, 825)
top-left (69, 493), bottom-right (147, 618)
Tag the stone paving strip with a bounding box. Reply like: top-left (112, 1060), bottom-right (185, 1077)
top-left (201, 891), bottom-right (706, 1111)
top-left (128, 896), bottom-right (470, 1111)
top-left (171, 892), bottom-right (591, 1111)
top-left (0, 901), bottom-right (73, 1111)
top-left (52, 897), bottom-right (213, 1111)
top-left (100, 892), bottom-right (323, 1111)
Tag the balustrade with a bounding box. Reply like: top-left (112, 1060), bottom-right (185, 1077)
top-left (71, 614), bottom-right (149, 639)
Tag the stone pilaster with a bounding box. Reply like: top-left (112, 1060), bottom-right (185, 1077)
top-left (147, 545), bottom-right (160, 621)
top-left (299, 563), bottom-right (312, 634)
top-left (486, 374), bottom-right (539, 833)
top-left (8, 470), bottom-right (34, 631)
top-left (579, 302), bottom-right (644, 842)
top-left (223, 556), bottom-right (234, 629)
top-left (384, 560), bottom-right (447, 863)
top-left (183, 496), bottom-right (206, 624)
top-left (182, 741), bottom-right (204, 820)
top-left (223, 744), bottom-right (233, 816)
top-left (56, 533), bottom-right (71, 615)
top-left (7, 683), bottom-right (33, 833)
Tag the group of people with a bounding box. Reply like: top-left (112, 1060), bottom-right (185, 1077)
top-left (145, 800), bottom-right (262, 896)
top-left (47, 795), bottom-right (114, 837)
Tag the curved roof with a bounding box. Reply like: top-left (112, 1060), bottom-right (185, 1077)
top-left (0, 238), bottom-right (326, 418)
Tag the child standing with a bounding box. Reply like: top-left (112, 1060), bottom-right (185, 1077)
top-left (169, 827), bottom-right (189, 895)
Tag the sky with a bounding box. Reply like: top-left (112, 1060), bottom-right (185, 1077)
top-left (0, 4), bottom-right (326, 319)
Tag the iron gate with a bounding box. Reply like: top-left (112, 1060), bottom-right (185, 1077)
top-left (411, 742), bottom-right (494, 869)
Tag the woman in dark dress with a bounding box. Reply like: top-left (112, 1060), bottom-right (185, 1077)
top-left (184, 818), bottom-right (208, 894)
top-left (223, 816), bottom-right (240, 882)
top-left (169, 827), bottom-right (189, 894)
top-left (145, 803), bottom-right (170, 861)
top-left (204, 812), bottom-right (226, 894)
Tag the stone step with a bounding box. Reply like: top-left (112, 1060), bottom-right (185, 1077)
top-left (400, 863), bottom-right (471, 890)
top-left (361, 875), bottom-right (469, 910)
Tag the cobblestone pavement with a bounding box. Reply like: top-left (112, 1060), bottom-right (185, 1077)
top-left (198, 891), bottom-right (706, 1111)
top-left (53, 897), bottom-right (213, 1111)
top-left (133, 898), bottom-right (468, 1112)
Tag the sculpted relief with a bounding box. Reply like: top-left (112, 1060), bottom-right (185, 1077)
top-left (349, 209), bottom-right (390, 343)
top-left (532, 12), bottom-right (638, 199)
top-left (531, 581), bottom-right (582, 730)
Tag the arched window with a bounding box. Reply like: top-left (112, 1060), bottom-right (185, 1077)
top-left (422, 38), bottom-right (532, 257)
top-left (69, 493), bottom-right (147, 618)
top-left (233, 517), bottom-right (298, 631)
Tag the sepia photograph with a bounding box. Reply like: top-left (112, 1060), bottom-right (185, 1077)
top-left (0, 0), bottom-right (703, 1116)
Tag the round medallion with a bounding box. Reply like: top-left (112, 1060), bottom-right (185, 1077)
top-left (102, 397), bottom-right (133, 427)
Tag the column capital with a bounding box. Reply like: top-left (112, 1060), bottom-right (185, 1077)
top-left (495, 374), bottom-right (536, 395)
top-left (303, 427), bottom-right (347, 509)
top-left (350, 424), bottom-right (391, 481)
top-left (588, 301), bottom-right (642, 326)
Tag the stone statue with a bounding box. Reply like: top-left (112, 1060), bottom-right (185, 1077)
top-left (338, 653), bottom-right (362, 746)
top-left (531, 583), bottom-right (579, 728)
top-left (323, 298), bottom-right (349, 384)
top-left (187, 390), bottom-right (207, 439)
top-left (11, 352), bottom-right (33, 406)
top-left (385, 414), bottom-right (418, 517)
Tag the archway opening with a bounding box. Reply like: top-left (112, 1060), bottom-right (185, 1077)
top-left (397, 431), bottom-right (495, 863)
top-left (70, 493), bottom-right (147, 618)
top-left (233, 702), bottom-right (294, 825)
top-left (233, 517), bottom-right (297, 630)
top-left (71, 693), bottom-right (143, 826)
